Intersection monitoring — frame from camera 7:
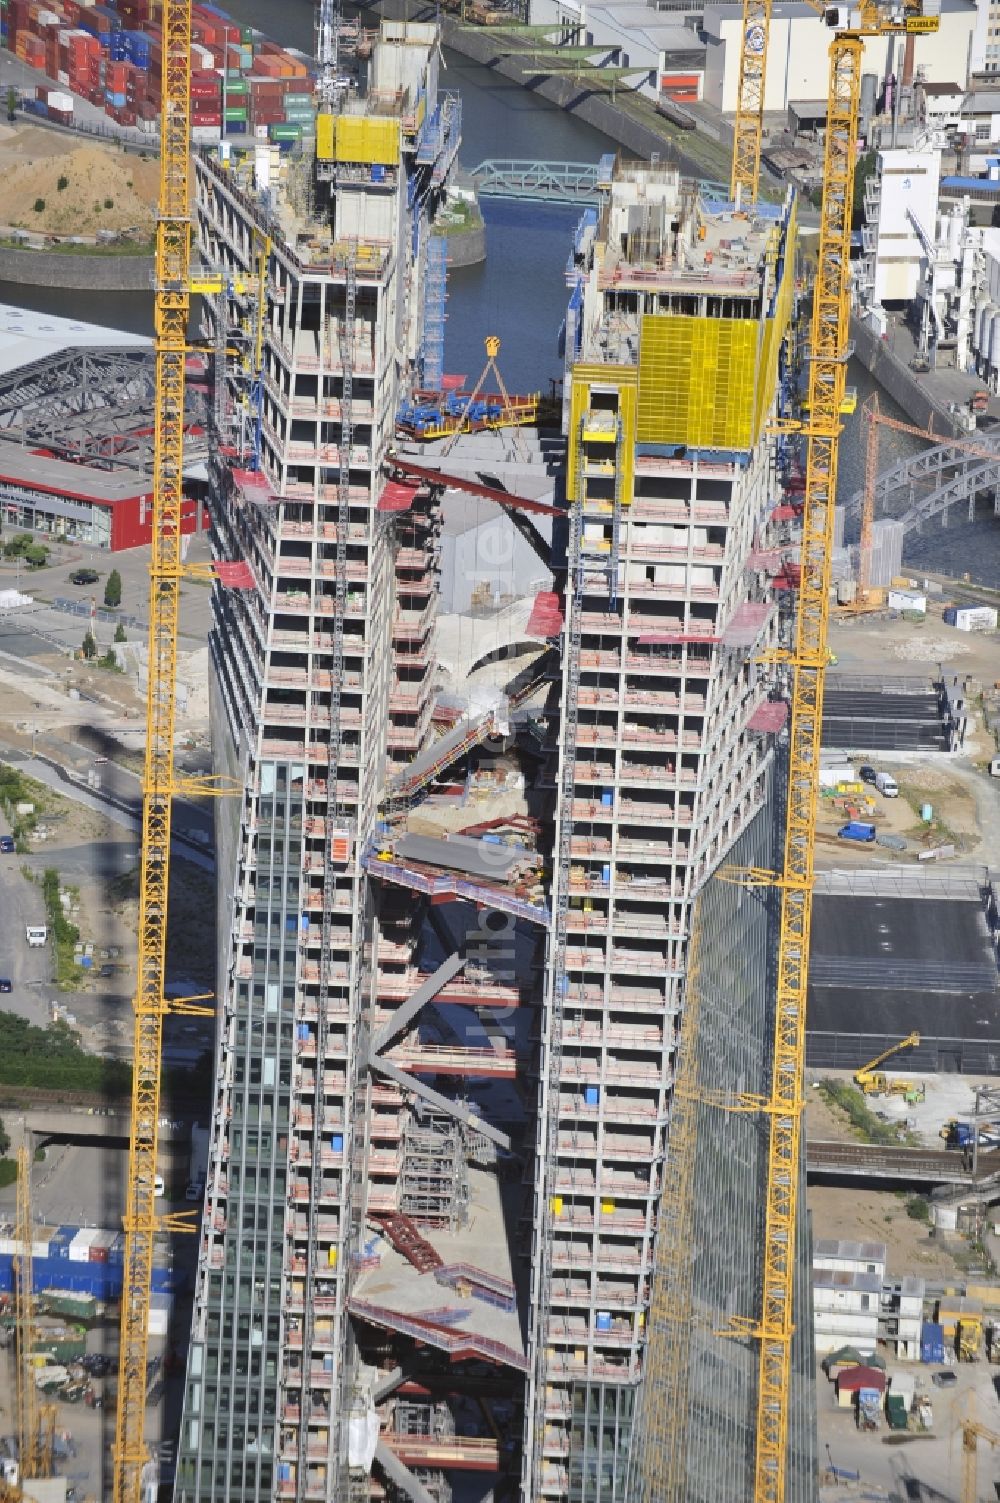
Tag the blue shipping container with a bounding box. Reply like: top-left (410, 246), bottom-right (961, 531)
top-left (920, 1321), bottom-right (946, 1363)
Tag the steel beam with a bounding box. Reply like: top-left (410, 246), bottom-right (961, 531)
top-left (371, 951), bottom-right (468, 1053)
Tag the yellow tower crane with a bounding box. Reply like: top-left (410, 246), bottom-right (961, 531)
top-left (960, 1415), bottom-right (1000, 1503)
top-left (112, 1), bottom-right (193, 1500)
top-left (111, 8), bottom-right (260, 1503)
top-left (730, 0), bottom-right (772, 201)
top-left (742, 5), bottom-right (938, 1503)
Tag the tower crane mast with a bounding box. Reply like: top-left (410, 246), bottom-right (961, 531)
top-left (751, 4), bottom-right (939, 1501)
top-left (112, 1), bottom-right (192, 1500)
top-left (731, 0), bottom-right (772, 201)
top-left (14, 1145), bottom-right (40, 1485)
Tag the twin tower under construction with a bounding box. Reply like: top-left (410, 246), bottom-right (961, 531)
top-left (172, 19), bottom-right (817, 1503)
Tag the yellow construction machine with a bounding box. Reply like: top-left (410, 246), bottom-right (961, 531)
top-left (853, 1033), bottom-right (922, 1099)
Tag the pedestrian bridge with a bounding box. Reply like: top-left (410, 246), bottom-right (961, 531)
top-left (468, 155), bottom-right (729, 206)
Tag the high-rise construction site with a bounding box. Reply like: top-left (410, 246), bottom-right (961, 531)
top-left (170, 16), bottom-right (821, 1503)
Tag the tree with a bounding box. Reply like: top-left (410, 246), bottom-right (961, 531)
top-left (2, 532), bottom-right (32, 559)
top-left (114, 622), bottom-right (127, 643)
top-left (852, 151), bottom-right (876, 231)
top-left (0, 1117), bottom-right (9, 1159)
top-left (33, 198), bottom-right (45, 214)
top-left (23, 543), bottom-right (48, 569)
top-left (81, 630), bottom-right (97, 660)
top-left (104, 568), bottom-right (122, 608)
top-left (6, 86), bottom-right (17, 123)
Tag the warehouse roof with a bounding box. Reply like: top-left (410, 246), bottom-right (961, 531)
top-left (0, 302), bottom-right (149, 379)
top-left (0, 443), bottom-right (150, 506)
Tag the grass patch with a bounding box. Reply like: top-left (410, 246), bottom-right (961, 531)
top-left (435, 198), bottom-right (483, 235)
top-left (0, 763), bottom-right (52, 851)
top-left (0, 1011), bottom-right (131, 1096)
top-left (0, 1159), bottom-right (17, 1189)
top-left (41, 867), bottom-right (84, 990)
top-left (895, 776), bottom-right (966, 851)
top-left (816, 1078), bottom-right (918, 1146)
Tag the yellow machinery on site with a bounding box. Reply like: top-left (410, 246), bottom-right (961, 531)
top-left (853, 1032), bottom-right (922, 1098)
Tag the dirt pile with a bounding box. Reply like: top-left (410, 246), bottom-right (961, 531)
top-left (0, 124), bottom-right (158, 238)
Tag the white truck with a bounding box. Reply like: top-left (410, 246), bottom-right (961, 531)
top-left (25, 924), bottom-right (47, 947)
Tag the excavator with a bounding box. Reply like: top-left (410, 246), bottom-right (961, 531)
top-left (853, 1033), bottom-right (924, 1103)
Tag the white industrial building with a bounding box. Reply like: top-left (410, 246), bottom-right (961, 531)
top-left (853, 132), bottom-right (1000, 374)
top-left (525, 0), bottom-right (706, 91)
top-left (701, 0), bottom-right (976, 115)
top-left (813, 1270), bottom-right (883, 1355)
top-left (813, 1240), bottom-right (887, 1358)
top-left (880, 1277), bottom-right (926, 1361)
top-left (860, 145), bottom-right (942, 306)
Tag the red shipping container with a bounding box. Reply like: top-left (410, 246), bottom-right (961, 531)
top-left (191, 111), bottom-right (221, 125)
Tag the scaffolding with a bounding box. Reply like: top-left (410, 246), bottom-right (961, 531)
top-left (529, 425), bottom-right (585, 1485)
top-left (400, 1108), bottom-right (470, 1231)
top-left (423, 235), bottom-right (447, 392)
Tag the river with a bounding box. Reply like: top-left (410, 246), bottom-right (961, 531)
top-left (2, 0), bottom-right (997, 580)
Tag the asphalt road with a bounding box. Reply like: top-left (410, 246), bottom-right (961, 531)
top-left (0, 805), bottom-right (53, 1020)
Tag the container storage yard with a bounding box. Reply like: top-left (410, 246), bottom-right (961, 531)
top-left (4, 0), bottom-right (316, 138)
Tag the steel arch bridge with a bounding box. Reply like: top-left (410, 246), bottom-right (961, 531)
top-left (844, 437), bottom-right (1000, 535)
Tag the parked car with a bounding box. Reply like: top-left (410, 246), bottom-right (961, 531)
top-left (932, 1370), bottom-right (958, 1388)
top-left (185, 1181), bottom-right (204, 1202)
top-left (0, 835), bottom-right (14, 853)
top-left (70, 568), bottom-right (99, 586)
top-left (0, 979), bottom-right (10, 994)
top-left (859, 765), bottom-right (877, 785)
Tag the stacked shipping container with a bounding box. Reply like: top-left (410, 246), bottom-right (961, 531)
top-left (0, 1221), bottom-right (188, 1296)
top-left (2, 0), bottom-right (315, 139)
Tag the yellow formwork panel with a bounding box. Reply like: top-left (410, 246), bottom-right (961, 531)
top-left (637, 316), bottom-right (758, 449)
top-left (319, 115), bottom-right (402, 165)
top-left (316, 112), bottom-right (335, 162)
top-left (567, 363), bottom-right (637, 503)
top-left (636, 209), bottom-right (794, 450)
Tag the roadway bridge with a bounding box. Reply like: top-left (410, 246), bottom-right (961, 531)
top-left (807, 1138), bottom-right (1000, 1186)
top-left (19, 1106), bottom-right (190, 1144)
top-left (467, 157), bottom-right (729, 206)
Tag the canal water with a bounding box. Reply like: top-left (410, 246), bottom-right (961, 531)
top-left (3, 0), bottom-right (997, 580)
